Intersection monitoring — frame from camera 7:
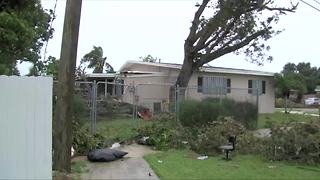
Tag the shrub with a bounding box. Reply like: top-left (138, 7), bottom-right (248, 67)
top-left (72, 121), bottom-right (105, 155)
top-left (136, 114), bottom-right (188, 150)
top-left (179, 100), bottom-right (201, 127)
top-left (190, 117), bottom-right (246, 155)
top-left (265, 120), bottom-right (320, 164)
top-left (275, 98), bottom-right (285, 108)
top-left (153, 112), bottom-right (176, 123)
top-left (237, 132), bottom-right (269, 154)
top-left (233, 101), bottom-right (258, 130)
top-left (73, 94), bottom-right (89, 125)
top-left (136, 122), bottom-right (175, 150)
top-left (179, 98), bottom-right (258, 129)
top-left (179, 99), bottom-right (219, 127)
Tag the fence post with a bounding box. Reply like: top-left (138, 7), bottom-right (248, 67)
top-left (90, 82), bottom-right (94, 134)
top-left (133, 85), bottom-right (137, 121)
top-left (92, 80), bottom-right (97, 134)
top-left (256, 88), bottom-right (259, 113)
top-left (175, 85), bottom-right (180, 123)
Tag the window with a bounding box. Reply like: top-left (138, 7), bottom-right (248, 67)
top-left (248, 80), bottom-right (266, 95)
top-left (262, 80), bottom-right (266, 94)
top-left (198, 77), bottom-right (203, 92)
top-left (115, 79), bottom-right (124, 96)
top-left (153, 102), bottom-right (161, 113)
top-left (227, 78), bottom-right (231, 93)
top-left (248, 80), bottom-right (253, 94)
top-left (198, 76), bottom-right (230, 94)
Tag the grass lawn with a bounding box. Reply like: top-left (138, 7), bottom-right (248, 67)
top-left (86, 117), bottom-right (154, 142)
top-left (145, 150), bottom-right (320, 180)
top-left (258, 112), bottom-right (318, 129)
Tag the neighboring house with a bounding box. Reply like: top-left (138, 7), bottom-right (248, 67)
top-left (118, 61), bottom-right (275, 114)
top-left (85, 73), bottom-right (122, 97)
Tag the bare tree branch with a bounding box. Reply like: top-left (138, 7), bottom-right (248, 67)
top-left (197, 16), bottom-right (239, 52)
top-left (186, 0), bottom-right (210, 44)
top-left (199, 29), bottom-right (267, 66)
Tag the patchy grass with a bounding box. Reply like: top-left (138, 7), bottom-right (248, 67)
top-left (88, 117), bottom-right (154, 143)
top-left (144, 150), bottom-right (320, 180)
top-left (276, 108), bottom-right (320, 114)
top-left (258, 112), bottom-right (317, 129)
top-left (53, 159), bottom-right (89, 180)
top-left (71, 160), bottom-right (88, 174)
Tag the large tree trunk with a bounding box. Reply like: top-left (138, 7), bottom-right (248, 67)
top-left (176, 58), bottom-right (195, 88)
top-left (169, 47), bottom-right (196, 107)
top-left (53, 0), bottom-right (82, 173)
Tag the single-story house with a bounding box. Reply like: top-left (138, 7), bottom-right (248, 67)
top-left (117, 61), bottom-right (275, 113)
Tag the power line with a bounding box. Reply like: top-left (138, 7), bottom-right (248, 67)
top-left (42, 0), bottom-right (58, 62)
top-left (300, 0), bottom-right (320, 13)
top-left (312, 0), bottom-right (320, 6)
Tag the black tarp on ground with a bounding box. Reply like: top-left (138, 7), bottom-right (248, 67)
top-left (87, 149), bottom-right (128, 162)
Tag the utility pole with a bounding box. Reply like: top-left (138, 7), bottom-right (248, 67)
top-left (53, 0), bottom-right (82, 173)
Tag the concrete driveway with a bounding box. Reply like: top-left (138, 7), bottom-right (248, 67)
top-left (82, 144), bottom-right (159, 180)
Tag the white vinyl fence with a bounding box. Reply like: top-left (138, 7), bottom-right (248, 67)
top-left (0, 76), bottom-right (52, 179)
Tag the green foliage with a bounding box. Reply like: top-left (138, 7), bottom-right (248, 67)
top-left (72, 121), bottom-right (105, 155)
top-left (179, 98), bottom-right (258, 129)
top-left (136, 123), bottom-right (176, 150)
top-left (95, 118), bottom-right (150, 144)
top-left (43, 56), bottom-right (59, 79)
top-left (265, 120), bottom-right (320, 164)
top-left (73, 94), bottom-right (88, 125)
top-left (176, 1), bottom-right (296, 90)
top-left (275, 98), bottom-right (285, 108)
top-left (178, 100), bottom-right (219, 127)
top-left (277, 62), bottom-right (320, 98)
top-left (190, 117), bottom-right (246, 155)
top-left (275, 73), bottom-right (307, 101)
top-left (139, 54), bottom-right (160, 63)
top-left (237, 132), bottom-right (268, 155)
top-left (81, 46), bottom-right (114, 73)
top-left (0, 0), bottom-right (53, 75)
top-left (136, 114), bottom-right (187, 150)
top-left (234, 101), bottom-right (258, 129)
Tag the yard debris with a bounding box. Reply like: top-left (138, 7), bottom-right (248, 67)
top-left (71, 146), bottom-right (75, 157)
top-left (87, 148), bottom-right (128, 162)
top-left (138, 136), bottom-right (150, 145)
top-left (197, 156), bottom-right (208, 160)
top-left (181, 141), bottom-right (188, 144)
top-left (268, 165), bottom-right (277, 169)
top-left (110, 142), bottom-right (121, 149)
top-left (253, 128), bottom-right (272, 138)
top-left (137, 107), bottom-right (153, 120)
top-left (157, 160), bottom-right (163, 163)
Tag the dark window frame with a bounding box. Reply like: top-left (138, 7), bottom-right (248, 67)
top-left (248, 80), bottom-right (266, 94)
top-left (227, 78), bottom-right (231, 93)
top-left (262, 80), bottom-right (266, 94)
top-left (198, 76), bottom-right (203, 93)
top-left (248, 80), bottom-right (253, 94)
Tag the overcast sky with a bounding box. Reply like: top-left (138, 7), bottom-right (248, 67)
top-left (21, 0), bottom-right (320, 75)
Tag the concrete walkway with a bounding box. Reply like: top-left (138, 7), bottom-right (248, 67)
top-left (82, 144), bottom-right (159, 180)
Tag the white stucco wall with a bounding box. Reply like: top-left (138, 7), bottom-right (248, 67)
top-left (121, 64), bottom-right (275, 113)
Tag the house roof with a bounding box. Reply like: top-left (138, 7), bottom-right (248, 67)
top-left (86, 73), bottom-right (117, 78)
top-left (119, 60), bottom-right (274, 77)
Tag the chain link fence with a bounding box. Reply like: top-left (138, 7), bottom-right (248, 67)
top-left (53, 81), bottom-right (261, 134)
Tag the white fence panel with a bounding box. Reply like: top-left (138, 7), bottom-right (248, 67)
top-left (0, 76), bottom-right (52, 179)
